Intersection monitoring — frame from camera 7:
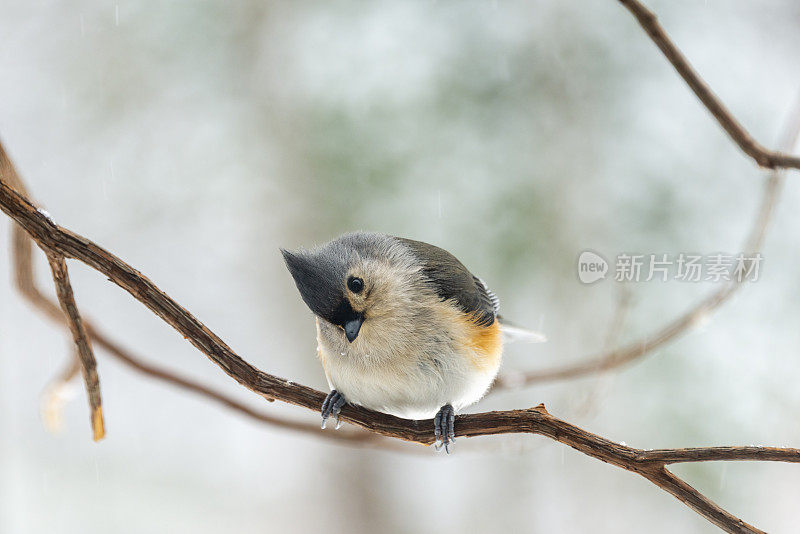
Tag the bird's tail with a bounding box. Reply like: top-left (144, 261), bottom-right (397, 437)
top-left (497, 317), bottom-right (547, 343)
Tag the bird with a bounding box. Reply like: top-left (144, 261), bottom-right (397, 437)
top-left (281, 232), bottom-right (544, 452)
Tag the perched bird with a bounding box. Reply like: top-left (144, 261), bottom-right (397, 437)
top-left (282, 232), bottom-right (544, 452)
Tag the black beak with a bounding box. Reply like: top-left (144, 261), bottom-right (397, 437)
top-left (281, 247), bottom-right (363, 338)
top-left (281, 248), bottom-right (341, 318)
top-left (344, 315), bottom-right (363, 343)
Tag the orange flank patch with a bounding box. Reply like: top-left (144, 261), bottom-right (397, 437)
top-left (462, 317), bottom-right (503, 373)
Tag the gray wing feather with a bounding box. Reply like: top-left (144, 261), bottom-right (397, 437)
top-left (477, 277), bottom-right (500, 314)
top-left (396, 237), bottom-right (497, 327)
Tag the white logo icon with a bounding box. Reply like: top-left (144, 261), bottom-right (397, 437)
top-left (578, 251), bottom-right (608, 284)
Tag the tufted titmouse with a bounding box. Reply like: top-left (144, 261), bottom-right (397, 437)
top-left (282, 232), bottom-right (544, 452)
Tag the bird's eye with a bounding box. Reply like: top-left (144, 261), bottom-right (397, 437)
top-left (347, 276), bottom-right (364, 294)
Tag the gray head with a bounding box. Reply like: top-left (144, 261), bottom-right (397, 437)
top-left (281, 232), bottom-right (419, 343)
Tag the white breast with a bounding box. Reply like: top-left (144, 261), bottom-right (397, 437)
top-left (316, 316), bottom-right (500, 419)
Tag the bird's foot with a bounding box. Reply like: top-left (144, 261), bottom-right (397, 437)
top-left (434, 404), bottom-right (456, 453)
top-left (321, 390), bottom-right (347, 429)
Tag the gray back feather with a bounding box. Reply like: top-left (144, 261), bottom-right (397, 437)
top-left (396, 237), bottom-right (497, 327)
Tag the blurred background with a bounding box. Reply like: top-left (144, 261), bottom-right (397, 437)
top-left (2, 0), bottom-right (800, 532)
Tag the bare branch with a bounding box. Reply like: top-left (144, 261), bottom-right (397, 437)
top-left (40, 350), bottom-right (80, 433)
top-left (602, 286), bottom-right (632, 351)
top-left (497, 285), bottom-right (735, 385)
top-left (0, 143), bottom-right (393, 448)
top-left (618, 0), bottom-right (800, 171)
top-left (86, 324), bottom-right (381, 445)
top-left (4, 4), bottom-right (800, 527)
top-left (640, 447), bottom-right (800, 465)
top-left (45, 253), bottom-right (105, 441)
top-left (15, 224), bottom-right (377, 445)
top-left (1, 178), bottom-right (798, 533)
top-left (641, 467), bottom-right (764, 534)
top-left (495, 91), bottom-right (800, 389)
top-left (562, 287), bottom-right (632, 418)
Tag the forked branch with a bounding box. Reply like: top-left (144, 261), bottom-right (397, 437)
top-left (1, 176), bottom-right (798, 533)
top-left (2, 1), bottom-right (800, 532)
top-left (495, 83), bottom-right (800, 391)
top-left (619, 0), bottom-right (800, 170)
top-left (45, 252), bottom-right (105, 441)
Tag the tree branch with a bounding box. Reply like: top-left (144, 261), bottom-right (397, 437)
top-left (639, 447), bottom-right (800, 465)
top-left (45, 252), bottom-right (105, 441)
top-left (1, 177), bottom-right (798, 533)
top-left (618, 0), bottom-right (800, 171)
top-left (495, 90), bottom-right (800, 390)
top-left (23, 242), bottom-right (377, 444)
top-left (0, 144), bottom-right (382, 447)
top-left (40, 349), bottom-right (80, 434)
top-left (641, 467), bottom-right (763, 534)
top-left (3, 3), bottom-right (800, 529)
top-left (496, 285), bottom-right (735, 386)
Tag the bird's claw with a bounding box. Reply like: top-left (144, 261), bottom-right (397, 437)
top-left (434, 404), bottom-right (456, 453)
top-left (321, 390), bottom-right (346, 429)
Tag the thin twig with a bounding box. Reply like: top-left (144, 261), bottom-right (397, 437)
top-left (566, 287), bottom-right (632, 418)
top-left (87, 324), bottom-right (382, 445)
top-left (45, 253), bottom-right (105, 441)
top-left (14, 231), bottom-right (378, 446)
top-left (618, 0), bottom-right (800, 171)
top-left (0, 142), bottom-right (394, 448)
top-left (1, 178), bottom-right (796, 533)
top-left (603, 287), bottom-right (633, 351)
top-left (40, 349), bottom-right (80, 434)
top-left (640, 467), bottom-right (762, 534)
top-left (496, 90), bottom-right (800, 389)
top-left (15, 225), bottom-right (377, 444)
top-left (639, 446), bottom-right (800, 465)
top-left (497, 286), bottom-right (734, 385)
